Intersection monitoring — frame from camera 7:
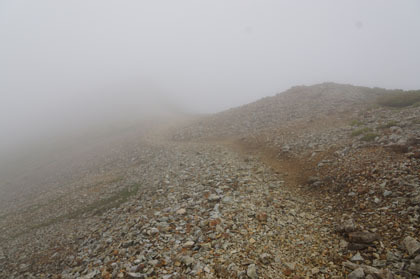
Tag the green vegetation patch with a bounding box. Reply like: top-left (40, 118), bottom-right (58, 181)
top-left (378, 121), bottom-right (399, 129)
top-left (350, 120), bottom-right (364, 127)
top-left (377, 90), bottom-right (420, 108)
top-left (351, 127), bottom-right (372, 137)
top-left (69, 182), bottom-right (141, 218)
top-left (12, 183), bottom-right (141, 239)
top-left (361, 133), bottom-right (379, 142)
top-left (412, 119), bottom-right (420, 125)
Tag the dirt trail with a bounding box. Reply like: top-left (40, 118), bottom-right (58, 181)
top-left (211, 138), bottom-right (324, 199)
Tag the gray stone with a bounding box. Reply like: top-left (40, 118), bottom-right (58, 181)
top-left (383, 190), bottom-right (392, 197)
top-left (307, 176), bottom-right (321, 185)
top-left (148, 228), bottom-right (159, 235)
top-left (386, 250), bottom-right (401, 262)
top-left (340, 239), bottom-right (349, 249)
top-left (81, 270), bottom-right (100, 279)
top-left (182, 256), bottom-right (195, 266)
top-left (348, 267), bottom-right (364, 279)
top-left (350, 252), bottom-right (364, 262)
top-left (285, 262), bottom-right (296, 270)
top-left (349, 231), bottom-right (380, 244)
top-left (409, 262), bottom-right (420, 275)
top-left (410, 195), bottom-right (420, 206)
top-left (311, 267), bottom-right (320, 275)
top-left (403, 236), bottom-right (420, 256)
top-left (378, 269), bottom-right (395, 279)
top-left (208, 194), bottom-right (221, 202)
top-left (372, 259), bottom-right (386, 267)
top-left (361, 265), bottom-right (380, 277)
top-left (247, 264), bottom-right (258, 279)
top-left (337, 219), bottom-right (356, 233)
top-left (183, 240), bottom-right (195, 248)
top-left (127, 272), bottom-right (146, 278)
top-left (259, 253), bottom-right (272, 265)
top-left (343, 260), bottom-right (359, 270)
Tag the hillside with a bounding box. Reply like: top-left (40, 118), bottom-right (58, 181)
top-left (173, 82), bottom-right (420, 278)
top-left (1, 83), bottom-right (420, 279)
top-left (174, 83), bottom-right (385, 141)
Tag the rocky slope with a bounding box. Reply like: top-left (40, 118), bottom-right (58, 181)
top-left (173, 83), bottom-right (386, 141)
top-left (173, 82), bottom-right (420, 278)
top-left (1, 82), bottom-right (420, 278)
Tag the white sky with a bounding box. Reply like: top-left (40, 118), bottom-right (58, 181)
top-left (1, 0), bottom-right (420, 151)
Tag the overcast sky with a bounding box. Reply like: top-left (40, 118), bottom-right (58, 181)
top-left (1, 0), bottom-right (420, 152)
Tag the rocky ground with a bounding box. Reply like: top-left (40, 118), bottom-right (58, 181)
top-left (1, 83), bottom-right (420, 278)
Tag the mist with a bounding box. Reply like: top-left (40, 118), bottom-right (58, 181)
top-left (1, 0), bottom-right (420, 156)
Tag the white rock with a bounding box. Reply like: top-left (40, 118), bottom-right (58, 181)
top-left (183, 240), bottom-right (195, 248)
top-left (247, 264), bottom-right (258, 279)
top-left (208, 194), bottom-right (221, 202)
top-left (351, 252), bottom-right (364, 262)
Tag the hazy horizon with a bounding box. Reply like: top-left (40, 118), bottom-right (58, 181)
top-left (1, 0), bottom-right (420, 155)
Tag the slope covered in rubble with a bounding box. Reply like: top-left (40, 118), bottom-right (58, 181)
top-left (1, 83), bottom-right (420, 278)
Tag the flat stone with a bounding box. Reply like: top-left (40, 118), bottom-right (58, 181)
top-left (208, 194), bottom-right (221, 202)
top-left (383, 190), bottom-right (392, 197)
top-left (372, 259), bottom-right (386, 267)
top-left (337, 218), bottom-right (356, 233)
top-left (378, 269), bottom-right (395, 279)
top-left (285, 262), bottom-right (296, 270)
top-left (403, 236), bottom-right (420, 256)
top-left (348, 231), bottom-right (380, 244)
top-left (181, 256), bottom-right (194, 266)
top-left (348, 267), bottom-right (364, 279)
top-left (311, 267), bottom-right (320, 274)
top-left (343, 260), bottom-right (359, 270)
top-left (386, 250), bottom-right (401, 262)
top-left (409, 262), bottom-right (420, 275)
top-left (361, 265), bottom-right (380, 276)
top-left (350, 252), bottom-right (364, 262)
top-left (348, 242), bottom-right (372, 250)
top-left (183, 241), bottom-right (195, 248)
top-left (127, 272), bottom-right (146, 278)
top-left (80, 270), bottom-right (99, 279)
top-left (410, 195), bottom-right (420, 206)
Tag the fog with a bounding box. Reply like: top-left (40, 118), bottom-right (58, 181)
top-left (1, 0), bottom-right (420, 156)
